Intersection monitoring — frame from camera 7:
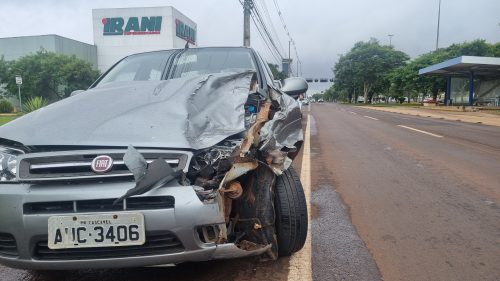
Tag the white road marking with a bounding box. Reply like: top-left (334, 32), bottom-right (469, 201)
top-left (288, 115), bottom-right (312, 281)
top-left (349, 111), bottom-right (357, 115)
top-left (397, 125), bottom-right (444, 138)
top-left (363, 115), bottom-right (379, 121)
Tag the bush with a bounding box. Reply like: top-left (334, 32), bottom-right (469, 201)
top-left (23, 96), bottom-right (47, 113)
top-left (0, 100), bottom-right (14, 113)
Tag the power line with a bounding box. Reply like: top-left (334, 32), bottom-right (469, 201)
top-left (271, 0), bottom-right (302, 75)
top-left (239, 0), bottom-right (303, 76)
top-left (251, 12), bottom-right (282, 64)
top-left (239, 0), bottom-right (284, 65)
top-left (252, 0), bottom-right (295, 75)
top-left (254, 0), bottom-right (287, 56)
top-left (252, 3), bottom-right (285, 58)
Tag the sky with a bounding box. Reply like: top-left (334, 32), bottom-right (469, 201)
top-left (1, 0), bottom-right (499, 93)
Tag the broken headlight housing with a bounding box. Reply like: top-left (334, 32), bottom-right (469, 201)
top-left (187, 139), bottom-right (242, 189)
top-left (0, 147), bottom-right (23, 182)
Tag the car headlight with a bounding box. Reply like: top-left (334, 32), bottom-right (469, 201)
top-left (0, 147), bottom-right (23, 182)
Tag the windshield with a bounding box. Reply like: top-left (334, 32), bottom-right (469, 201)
top-left (96, 50), bottom-right (174, 86)
top-left (170, 48), bottom-right (256, 79)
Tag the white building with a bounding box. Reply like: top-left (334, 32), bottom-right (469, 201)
top-left (92, 6), bottom-right (197, 71)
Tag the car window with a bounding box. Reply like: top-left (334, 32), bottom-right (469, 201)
top-left (170, 48), bottom-right (256, 79)
top-left (96, 51), bottom-right (173, 86)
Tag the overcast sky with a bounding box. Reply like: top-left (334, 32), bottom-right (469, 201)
top-left (1, 0), bottom-right (499, 88)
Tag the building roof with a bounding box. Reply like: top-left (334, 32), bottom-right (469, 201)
top-left (418, 56), bottom-right (500, 78)
top-left (0, 34), bottom-right (97, 67)
top-left (0, 34), bottom-right (93, 46)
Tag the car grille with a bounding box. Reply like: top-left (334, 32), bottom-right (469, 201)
top-left (0, 233), bottom-right (18, 257)
top-left (34, 232), bottom-right (184, 260)
top-left (18, 149), bottom-right (190, 182)
top-left (23, 196), bottom-right (175, 214)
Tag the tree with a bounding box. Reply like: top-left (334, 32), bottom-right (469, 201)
top-left (312, 93), bottom-right (324, 101)
top-left (5, 50), bottom-right (100, 102)
top-left (333, 54), bottom-right (360, 103)
top-left (268, 63), bottom-right (287, 82)
top-left (322, 84), bottom-right (347, 102)
top-left (0, 57), bottom-right (11, 98)
top-left (333, 39), bottom-right (409, 103)
top-left (0, 56), bottom-right (9, 82)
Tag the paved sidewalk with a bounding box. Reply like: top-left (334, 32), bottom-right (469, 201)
top-left (365, 106), bottom-right (500, 127)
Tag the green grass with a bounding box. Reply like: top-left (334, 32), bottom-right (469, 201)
top-left (0, 116), bottom-right (17, 126)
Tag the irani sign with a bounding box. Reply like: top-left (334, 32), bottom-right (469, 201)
top-left (175, 19), bottom-right (196, 44)
top-left (102, 16), bottom-right (162, 36)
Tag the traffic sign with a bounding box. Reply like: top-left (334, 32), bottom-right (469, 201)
top-left (15, 75), bottom-right (22, 85)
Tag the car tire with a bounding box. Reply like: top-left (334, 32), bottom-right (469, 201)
top-left (274, 166), bottom-right (308, 256)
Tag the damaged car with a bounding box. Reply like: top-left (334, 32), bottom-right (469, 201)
top-left (0, 47), bottom-right (308, 269)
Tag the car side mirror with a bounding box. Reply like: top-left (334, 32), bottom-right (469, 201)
top-left (281, 77), bottom-right (308, 99)
top-left (70, 90), bottom-right (85, 97)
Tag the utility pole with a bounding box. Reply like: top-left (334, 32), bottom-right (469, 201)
top-left (283, 40), bottom-right (293, 78)
top-left (388, 34), bottom-right (394, 47)
top-left (436, 0), bottom-right (441, 50)
top-left (289, 40), bottom-right (291, 61)
top-left (289, 40), bottom-right (293, 76)
top-left (243, 0), bottom-right (253, 47)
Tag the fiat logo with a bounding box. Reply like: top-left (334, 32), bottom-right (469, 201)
top-left (91, 155), bottom-right (114, 173)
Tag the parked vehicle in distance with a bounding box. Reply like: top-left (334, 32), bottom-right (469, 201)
top-left (318, 98), bottom-right (324, 103)
top-left (0, 47), bottom-right (309, 270)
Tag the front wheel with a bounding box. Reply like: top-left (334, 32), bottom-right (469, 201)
top-left (274, 166), bottom-right (308, 256)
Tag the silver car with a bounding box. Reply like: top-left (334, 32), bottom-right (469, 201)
top-left (0, 47), bottom-right (308, 269)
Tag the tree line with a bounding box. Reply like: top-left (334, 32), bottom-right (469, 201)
top-left (325, 39), bottom-right (500, 103)
top-left (0, 50), bottom-right (100, 105)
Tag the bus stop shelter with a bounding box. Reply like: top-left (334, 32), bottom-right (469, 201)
top-left (419, 56), bottom-right (500, 106)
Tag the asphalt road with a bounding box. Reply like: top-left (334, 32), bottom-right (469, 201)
top-left (311, 103), bottom-right (500, 281)
top-left (2, 102), bottom-right (499, 281)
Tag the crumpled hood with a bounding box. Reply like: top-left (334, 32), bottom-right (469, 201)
top-left (0, 72), bottom-right (254, 149)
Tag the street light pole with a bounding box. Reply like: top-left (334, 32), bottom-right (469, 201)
top-left (388, 34), bottom-right (394, 47)
top-left (436, 0), bottom-right (442, 50)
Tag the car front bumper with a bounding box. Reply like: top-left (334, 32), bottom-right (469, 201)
top-left (0, 181), bottom-right (267, 270)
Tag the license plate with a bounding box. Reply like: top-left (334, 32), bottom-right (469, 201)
top-left (48, 213), bottom-right (145, 249)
